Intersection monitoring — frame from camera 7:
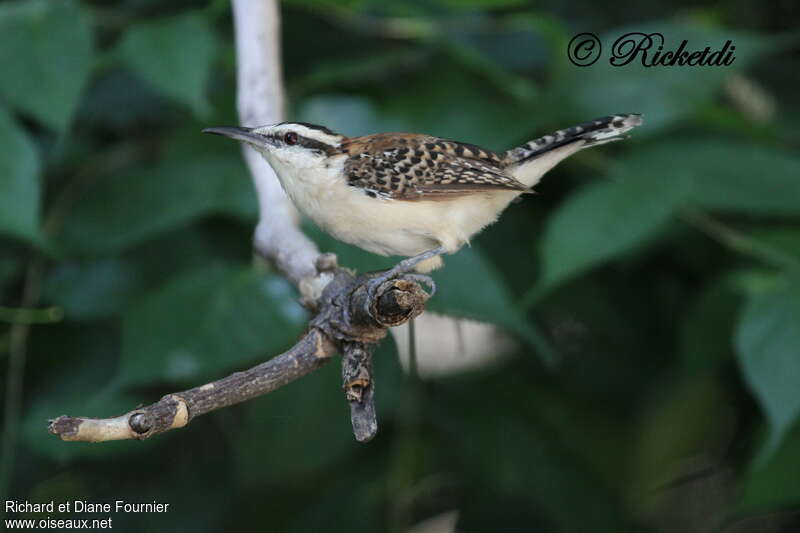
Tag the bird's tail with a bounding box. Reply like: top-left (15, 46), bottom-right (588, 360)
top-left (502, 114), bottom-right (643, 187)
top-left (504, 114), bottom-right (643, 166)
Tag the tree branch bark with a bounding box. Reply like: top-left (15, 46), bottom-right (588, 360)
top-left (49, 330), bottom-right (335, 442)
top-left (342, 342), bottom-right (378, 442)
top-left (48, 267), bottom-right (431, 442)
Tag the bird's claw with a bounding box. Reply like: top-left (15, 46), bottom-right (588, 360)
top-left (362, 273), bottom-right (391, 319)
top-left (399, 273), bottom-right (436, 297)
top-left (362, 271), bottom-right (435, 320)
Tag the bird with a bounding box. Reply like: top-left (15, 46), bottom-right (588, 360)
top-left (204, 114), bottom-right (643, 288)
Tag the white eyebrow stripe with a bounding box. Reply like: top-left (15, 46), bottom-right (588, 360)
top-left (270, 124), bottom-right (343, 147)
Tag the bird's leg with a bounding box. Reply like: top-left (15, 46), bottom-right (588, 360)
top-left (382, 246), bottom-right (447, 279)
top-left (362, 246), bottom-right (445, 317)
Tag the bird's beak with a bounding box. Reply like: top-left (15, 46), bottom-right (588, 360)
top-left (202, 126), bottom-right (269, 147)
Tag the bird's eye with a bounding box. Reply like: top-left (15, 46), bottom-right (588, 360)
top-left (284, 132), bottom-right (298, 145)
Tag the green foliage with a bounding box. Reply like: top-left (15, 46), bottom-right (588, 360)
top-left (735, 277), bottom-right (800, 460)
top-left (121, 264), bottom-right (305, 386)
top-left (2, 1), bottom-right (800, 532)
top-left (118, 12), bottom-right (217, 116)
top-left (232, 361), bottom-right (357, 484)
top-left (42, 258), bottom-right (142, 320)
top-left (59, 154), bottom-right (257, 254)
top-left (679, 277), bottom-right (741, 374)
top-left (0, 0), bottom-right (92, 130)
top-left (537, 170), bottom-right (692, 294)
top-left (737, 419), bottom-right (800, 515)
top-left (619, 142), bottom-right (800, 215)
top-left (0, 107), bottom-right (40, 242)
top-left (298, 64), bottom-right (541, 150)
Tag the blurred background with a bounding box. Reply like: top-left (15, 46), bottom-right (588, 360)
top-left (1, 0), bottom-right (799, 531)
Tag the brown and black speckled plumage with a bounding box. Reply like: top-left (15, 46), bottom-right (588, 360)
top-left (341, 134), bottom-right (528, 201)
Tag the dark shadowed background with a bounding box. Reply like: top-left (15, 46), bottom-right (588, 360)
top-left (1, 0), bottom-right (799, 531)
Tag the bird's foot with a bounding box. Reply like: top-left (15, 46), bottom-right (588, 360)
top-left (362, 247), bottom-right (445, 319)
top-left (362, 273), bottom-right (436, 322)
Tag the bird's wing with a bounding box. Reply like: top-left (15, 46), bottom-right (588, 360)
top-left (342, 134), bottom-right (527, 201)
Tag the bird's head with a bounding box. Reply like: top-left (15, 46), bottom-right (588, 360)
top-left (203, 121), bottom-right (345, 170)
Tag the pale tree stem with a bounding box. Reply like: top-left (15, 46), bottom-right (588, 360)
top-left (232, 0), bottom-right (320, 287)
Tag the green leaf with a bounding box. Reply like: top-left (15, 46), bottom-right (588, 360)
top-left (568, 21), bottom-right (783, 131)
top-left (0, 254), bottom-right (19, 289)
top-left (291, 50), bottom-right (426, 98)
top-left (436, 0), bottom-right (527, 8)
top-left (431, 246), bottom-right (521, 326)
top-left (617, 142), bottom-right (800, 216)
top-left (0, 0), bottom-right (92, 130)
top-left (0, 107), bottom-right (41, 242)
top-left (119, 12), bottom-right (217, 115)
top-left (299, 65), bottom-right (540, 150)
top-left (679, 277), bottom-right (741, 374)
top-left (737, 418), bottom-right (800, 515)
top-left (43, 224), bottom-right (254, 321)
top-left (537, 170), bottom-right (692, 292)
top-left (627, 375), bottom-right (733, 502)
top-left (443, 371), bottom-right (632, 532)
top-left (233, 361), bottom-right (356, 484)
top-left (747, 227), bottom-right (800, 261)
top-left (120, 264), bottom-right (306, 386)
top-left (735, 277), bottom-right (800, 460)
top-left (59, 154), bottom-right (257, 254)
top-left (429, 247), bottom-right (556, 364)
top-left (42, 258), bottom-right (143, 320)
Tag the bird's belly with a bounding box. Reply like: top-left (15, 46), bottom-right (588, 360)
top-left (313, 190), bottom-right (519, 257)
top-left (315, 201), bottom-right (439, 257)
top-left (279, 164), bottom-right (518, 258)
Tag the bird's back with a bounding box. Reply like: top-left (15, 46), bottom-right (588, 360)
top-left (341, 133), bottom-right (527, 201)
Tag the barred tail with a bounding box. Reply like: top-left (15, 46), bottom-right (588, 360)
top-left (504, 114), bottom-right (643, 167)
top-left (503, 114), bottom-right (643, 188)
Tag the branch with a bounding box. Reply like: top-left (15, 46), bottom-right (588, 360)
top-left (342, 342), bottom-right (377, 442)
top-left (48, 264), bottom-right (431, 442)
top-left (47, 0), bottom-right (433, 444)
top-left (49, 330), bottom-right (335, 442)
